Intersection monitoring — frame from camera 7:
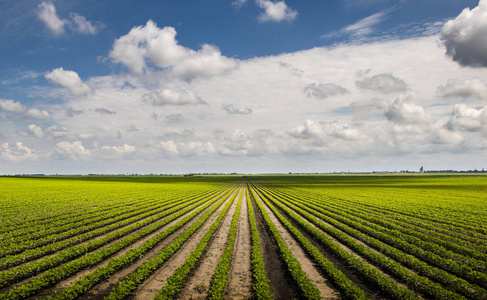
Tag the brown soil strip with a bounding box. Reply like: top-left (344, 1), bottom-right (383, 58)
top-left (129, 190), bottom-right (238, 300)
top-left (271, 196), bottom-right (412, 299)
top-left (256, 192), bottom-right (340, 300)
top-left (249, 192), bottom-right (299, 300)
top-left (177, 188), bottom-right (242, 300)
top-left (224, 187), bottom-right (253, 300)
top-left (24, 193), bottom-right (225, 300)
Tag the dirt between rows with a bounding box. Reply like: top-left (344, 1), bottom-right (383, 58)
top-left (267, 193), bottom-right (413, 299)
top-left (176, 187), bottom-right (243, 300)
top-left (224, 188), bottom-right (253, 300)
top-left (255, 191), bottom-right (341, 300)
top-left (24, 190), bottom-right (229, 300)
top-left (249, 190), bottom-right (300, 299)
top-left (130, 188), bottom-right (240, 300)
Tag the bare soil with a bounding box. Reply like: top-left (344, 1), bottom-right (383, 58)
top-left (177, 188), bottom-right (242, 300)
top-left (130, 189), bottom-right (238, 300)
top-left (224, 187), bottom-right (253, 300)
top-left (256, 192), bottom-right (341, 300)
top-left (249, 190), bottom-right (300, 299)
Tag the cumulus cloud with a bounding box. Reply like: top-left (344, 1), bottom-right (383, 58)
top-left (25, 108), bottom-right (51, 120)
top-left (27, 124), bottom-right (45, 139)
top-left (446, 104), bottom-right (487, 132)
top-left (304, 83), bottom-right (349, 99)
top-left (160, 140), bottom-right (215, 156)
top-left (37, 2), bottom-right (67, 35)
top-left (142, 87), bottom-right (205, 106)
top-left (437, 78), bottom-right (487, 99)
top-left (69, 13), bottom-right (104, 34)
top-left (55, 141), bottom-right (91, 160)
top-left (45, 67), bottom-right (92, 96)
top-left (37, 2), bottom-right (103, 35)
top-left (1, 142), bottom-right (38, 162)
top-left (222, 104), bottom-right (252, 115)
top-left (382, 94), bottom-right (430, 124)
top-left (440, 0), bottom-right (487, 67)
top-left (0, 98), bottom-right (26, 113)
top-left (355, 73), bottom-right (408, 94)
top-left (95, 108), bottom-right (116, 115)
top-left (98, 144), bottom-right (135, 159)
top-left (287, 120), bottom-right (324, 140)
top-left (109, 20), bottom-right (238, 79)
top-left (256, 0), bottom-right (298, 22)
top-left (47, 125), bottom-right (68, 138)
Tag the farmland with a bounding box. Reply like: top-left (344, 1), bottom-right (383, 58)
top-left (0, 175), bottom-right (487, 299)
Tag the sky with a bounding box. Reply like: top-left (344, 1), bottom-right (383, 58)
top-left (1, 0), bottom-right (487, 174)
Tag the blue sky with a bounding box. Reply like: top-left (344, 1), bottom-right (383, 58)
top-left (1, 0), bottom-right (486, 174)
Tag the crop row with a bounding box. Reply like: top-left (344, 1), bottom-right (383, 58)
top-left (245, 185), bottom-right (273, 299)
top-left (0, 188), bottom-right (223, 270)
top-left (155, 188), bottom-right (241, 299)
top-left (251, 186), bottom-right (369, 300)
top-left (1, 187), bottom-right (233, 300)
top-left (258, 185), bottom-right (480, 299)
top-left (208, 189), bottom-right (243, 299)
top-left (104, 188), bottom-right (239, 300)
top-left (0, 189), bottom-right (224, 289)
top-left (249, 186), bottom-right (321, 299)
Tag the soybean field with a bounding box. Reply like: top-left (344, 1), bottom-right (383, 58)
top-left (0, 174), bottom-right (487, 300)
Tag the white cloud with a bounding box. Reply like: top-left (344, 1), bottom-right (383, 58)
top-left (109, 20), bottom-right (238, 78)
top-left (37, 2), bottom-right (103, 36)
top-left (344, 10), bottom-right (389, 36)
top-left (160, 140), bottom-right (179, 155)
top-left (47, 125), bottom-right (68, 138)
top-left (446, 104), bottom-right (487, 132)
top-left (437, 78), bottom-right (487, 99)
top-left (142, 87), bottom-right (205, 106)
top-left (27, 124), bottom-right (45, 139)
top-left (25, 108), bottom-right (51, 120)
top-left (222, 104), bottom-right (252, 115)
top-left (160, 140), bottom-right (215, 156)
top-left (69, 13), bottom-right (104, 34)
top-left (440, 0), bottom-right (487, 67)
top-left (45, 67), bottom-right (92, 96)
top-left (355, 72), bottom-right (408, 94)
top-left (304, 83), bottom-right (349, 99)
top-left (37, 2), bottom-right (67, 35)
top-left (55, 141), bottom-right (91, 160)
top-left (287, 120), bottom-right (325, 140)
top-left (382, 94), bottom-right (431, 124)
top-left (256, 0), bottom-right (298, 22)
top-left (1, 142), bottom-right (38, 162)
top-left (97, 144), bottom-right (135, 159)
top-left (0, 98), bottom-right (26, 113)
